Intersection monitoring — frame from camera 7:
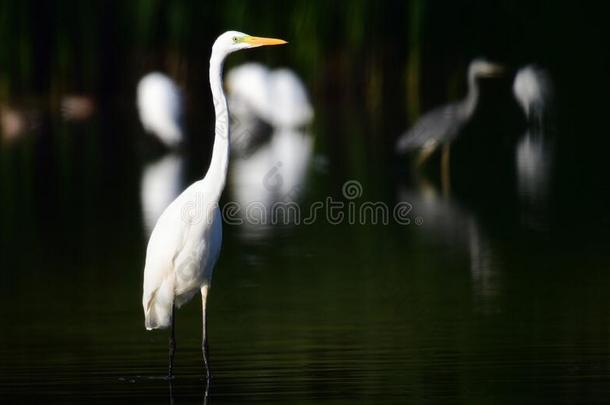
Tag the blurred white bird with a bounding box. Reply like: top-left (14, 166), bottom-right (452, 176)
top-left (266, 68), bottom-right (314, 129)
top-left (226, 63), bottom-right (272, 128)
top-left (512, 65), bottom-right (552, 125)
top-left (226, 63), bottom-right (313, 140)
top-left (226, 64), bottom-right (314, 232)
top-left (137, 72), bottom-right (184, 148)
top-left (513, 65), bottom-right (554, 226)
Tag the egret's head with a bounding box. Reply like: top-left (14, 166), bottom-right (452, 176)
top-left (212, 31), bottom-right (287, 57)
top-left (469, 59), bottom-right (506, 79)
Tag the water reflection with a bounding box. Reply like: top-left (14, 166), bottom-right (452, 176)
top-left (513, 65), bottom-right (554, 227)
top-left (230, 127), bottom-right (314, 236)
top-left (140, 153), bottom-right (185, 236)
top-left (226, 64), bottom-right (314, 237)
top-left (400, 177), bottom-right (500, 309)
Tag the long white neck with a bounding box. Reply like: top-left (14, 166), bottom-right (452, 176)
top-left (204, 51), bottom-right (230, 202)
top-left (463, 71), bottom-right (479, 117)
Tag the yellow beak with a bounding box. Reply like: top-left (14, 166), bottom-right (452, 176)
top-left (244, 36), bottom-right (288, 47)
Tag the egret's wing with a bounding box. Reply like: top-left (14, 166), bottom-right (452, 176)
top-left (142, 183), bottom-right (198, 316)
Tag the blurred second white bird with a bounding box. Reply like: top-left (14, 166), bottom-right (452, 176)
top-left (137, 72), bottom-right (184, 148)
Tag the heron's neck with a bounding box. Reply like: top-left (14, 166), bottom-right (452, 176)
top-left (463, 73), bottom-right (479, 117)
top-left (204, 51), bottom-right (230, 202)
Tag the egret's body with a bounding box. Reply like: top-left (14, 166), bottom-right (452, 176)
top-left (226, 63), bottom-right (313, 155)
top-left (226, 63), bottom-right (272, 129)
top-left (266, 68), bottom-right (313, 129)
top-left (137, 72), bottom-right (184, 148)
top-left (226, 63), bottom-right (313, 129)
top-left (142, 31), bottom-right (286, 379)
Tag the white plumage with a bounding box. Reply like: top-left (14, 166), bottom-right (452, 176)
top-left (513, 65), bottom-right (554, 226)
top-left (266, 68), bottom-right (314, 129)
top-left (137, 72), bottom-right (184, 148)
top-left (226, 63), bottom-right (272, 127)
top-left (141, 31), bottom-right (286, 378)
top-left (226, 63), bottom-right (314, 230)
top-left (143, 179), bottom-right (223, 329)
top-left (513, 65), bottom-right (552, 124)
top-left (226, 63), bottom-right (313, 129)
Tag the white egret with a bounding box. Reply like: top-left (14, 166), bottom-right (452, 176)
top-left (513, 65), bottom-right (552, 126)
top-left (226, 63), bottom-right (272, 130)
top-left (513, 65), bottom-right (554, 225)
top-left (225, 63), bottom-right (314, 233)
top-left (266, 68), bottom-right (314, 129)
top-left (142, 31), bottom-right (286, 379)
top-left (226, 63), bottom-right (313, 155)
top-left (137, 72), bottom-right (184, 148)
top-left (395, 59), bottom-right (505, 187)
top-left (226, 63), bottom-right (313, 129)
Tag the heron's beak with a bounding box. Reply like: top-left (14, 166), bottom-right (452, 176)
top-left (244, 36), bottom-right (288, 47)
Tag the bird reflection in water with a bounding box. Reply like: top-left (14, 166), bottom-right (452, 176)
top-left (141, 153), bottom-right (185, 235)
top-left (395, 59), bottom-right (505, 193)
top-left (226, 63), bottom-right (314, 236)
top-left (399, 176), bottom-right (501, 311)
top-left (513, 65), bottom-right (554, 228)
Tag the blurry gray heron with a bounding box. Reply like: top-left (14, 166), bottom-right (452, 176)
top-left (395, 59), bottom-right (505, 188)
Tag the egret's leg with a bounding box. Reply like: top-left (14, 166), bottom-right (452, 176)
top-left (415, 141), bottom-right (438, 168)
top-left (201, 285), bottom-right (211, 384)
top-left (441, 143), bottom-right (451, 196)
top-left (168, 302), bottom-right (176, 378)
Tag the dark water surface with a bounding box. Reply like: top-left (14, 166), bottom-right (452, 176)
top-left (1, 90), bottom-right (610, 404)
